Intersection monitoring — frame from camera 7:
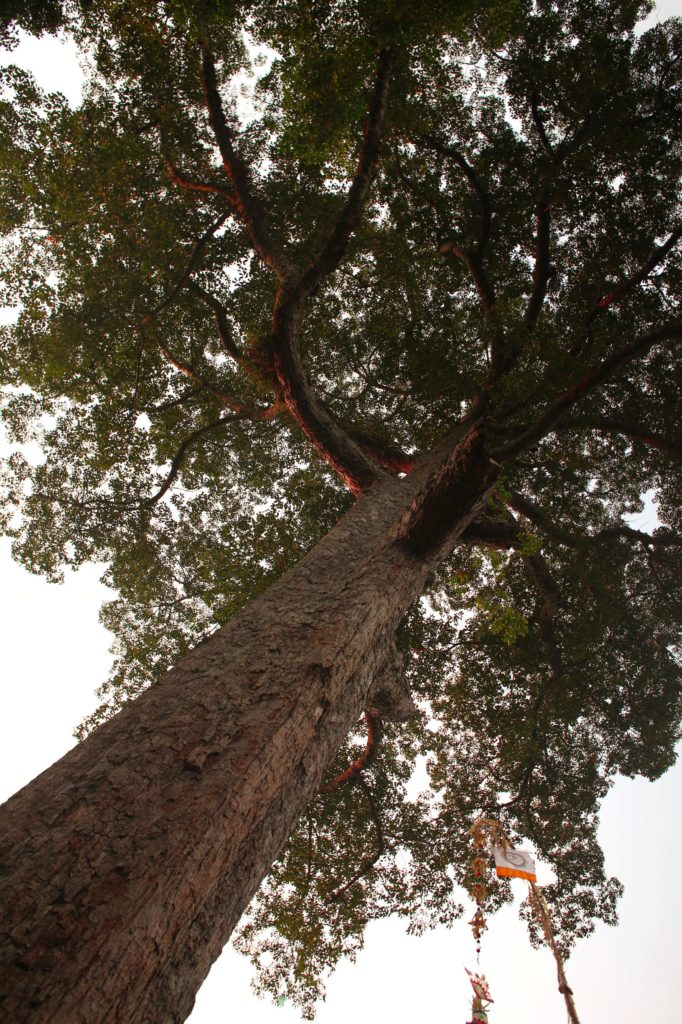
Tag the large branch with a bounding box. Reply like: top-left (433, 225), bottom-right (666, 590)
top-left (550, 415), bottom-right (682, 463)
top-left (320, 713), bottom-right (381, 794)
top-left (494, 319), bottom-right (682, 460)
top-left (530, 90), bottom-right (554, 156)
top-left (297, 49), bottom-right (395, 298)
top-left (200, 43), bottom-right (293, 281)
top-left (263, 52), bottom-right (397, 495)
top-left (196, 48), bottom-right (397, 495)
top-left (270, 287), bottom-right (386, 495)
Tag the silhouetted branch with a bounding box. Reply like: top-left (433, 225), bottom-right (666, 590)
top-left (298, 49), bottom-right (395, 297)
top-left (551, 415), bottom-right (682, 462)
top-left (158, 343), bottom-right (283, 421)
top-left (329, 779), bottom-right (385, 901)
top-left (187, 281), bottom-right (244, 362)
top-left (494, 319), bottom-right (682, 459)
top-left (530, 90), bottom-right (554, 155)
top-left (145, 414), bottom-right (242, 507)
top-left (420, 134), bottom-right (492, 257)
top-left (139, 212), bottom-right (229, 326)
top-left (508, 490), bottom-right (682, 549)
top-left (586, 223), bottom-right (682, 324)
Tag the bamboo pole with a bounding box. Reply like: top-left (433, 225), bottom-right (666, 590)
top-left (528, 881), bottom-right (581, 1024)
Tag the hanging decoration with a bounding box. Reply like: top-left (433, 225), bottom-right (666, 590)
top-left (464, 821), bottom-right (494, 1023)
top-left (464, 817), bottom-right (581, 1024)
top-left (465, 967), bottom-right (494, 1023)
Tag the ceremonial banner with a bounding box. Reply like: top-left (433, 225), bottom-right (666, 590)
top-left (492, 844), bottom-right (537, 882)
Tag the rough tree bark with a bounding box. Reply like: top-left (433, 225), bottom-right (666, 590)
top-left (0, 425), bottom-right (497, 1024)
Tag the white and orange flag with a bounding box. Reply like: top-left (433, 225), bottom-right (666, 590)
top-left (493, 844), bottom-right (537, 882)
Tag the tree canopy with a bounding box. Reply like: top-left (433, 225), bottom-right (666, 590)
top-left (1, 0), bottom-right (681, 1015)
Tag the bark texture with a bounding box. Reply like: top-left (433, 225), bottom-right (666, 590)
top-left (0, 429), bottom-right (496, 1024)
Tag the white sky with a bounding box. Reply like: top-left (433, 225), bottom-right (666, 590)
top-left (1, 3), bottom-right (681, 1022)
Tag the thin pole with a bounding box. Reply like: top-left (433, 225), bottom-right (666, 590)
top-left (528, 880), bottom-right (581, 1024)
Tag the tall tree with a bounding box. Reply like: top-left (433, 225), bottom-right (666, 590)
top-left (0, 0), bottom-right (680, 1021)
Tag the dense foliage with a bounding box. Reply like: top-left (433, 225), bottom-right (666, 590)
top-left (1, 0), bottom-right (680, 1014)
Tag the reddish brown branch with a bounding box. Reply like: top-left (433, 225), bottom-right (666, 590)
top-left (271, 265), bottom-right (387, 494)
top-left (320, 713), bottom-right (381, 794)
top-left (210, 49), bottom-right (396, 496)
top-left (165, 157), bottom-right (234, 204)
top-left (587, 223), bottom-right (682, 323)
top-left (200, 43), bottom-right (293, 281)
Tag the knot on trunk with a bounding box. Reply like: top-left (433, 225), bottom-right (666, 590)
top-left (366, 639), bottom-right (416, 722)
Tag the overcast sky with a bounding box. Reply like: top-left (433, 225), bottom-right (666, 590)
top-left (1, 3), bottom-right (681, 1022)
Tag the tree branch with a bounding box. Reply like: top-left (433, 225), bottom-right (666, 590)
top-left (551, 415), bottom-right (682, 463)
top-left (320, 713), bottom-right (381, 794)
top-left (270, 287), bottom-right (386, 494)
top-left (530, 90), bottom-right (554, 156)
top-left (524, 188), bottom-right (552, 330)
top-left (145, 414), bottom-right (242, 507)
top-left (329, 778), bottom-right (385, 901)
top-left (165, 156), bottom-right (235, 204)
top-left (197, 47), bottom-right (396, 496)
top-left (420, 134), bottom-right (492, 258)
top-left (494, 320), bottom-right (682, 459)
top-left (186, 281), bottom-right (244, 363)
top-left (461, 513), bottom-right (523, 550)
top-left (297, 49), bottom-right (396, 297)
top-left (158, 343), bottom-right (282, 421)
top-left (347, 428), bottom-right (416, 474)
top-left (508, 490), bottom-right (682, 549)
top-left (524, 550), bottom-right (562, 682)
top-left (200, 42), bottom-right (293, 281)
top-left (586, 222), bottom-right (682, 324)
top-left (139, 212), bottom-right (229, 327)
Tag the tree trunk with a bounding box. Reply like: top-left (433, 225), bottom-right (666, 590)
top-left (0, 427), bottom-right (496, 1024)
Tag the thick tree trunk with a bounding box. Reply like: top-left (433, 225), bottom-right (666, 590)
top-left (0, 427), bottom-right (496, 1024)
